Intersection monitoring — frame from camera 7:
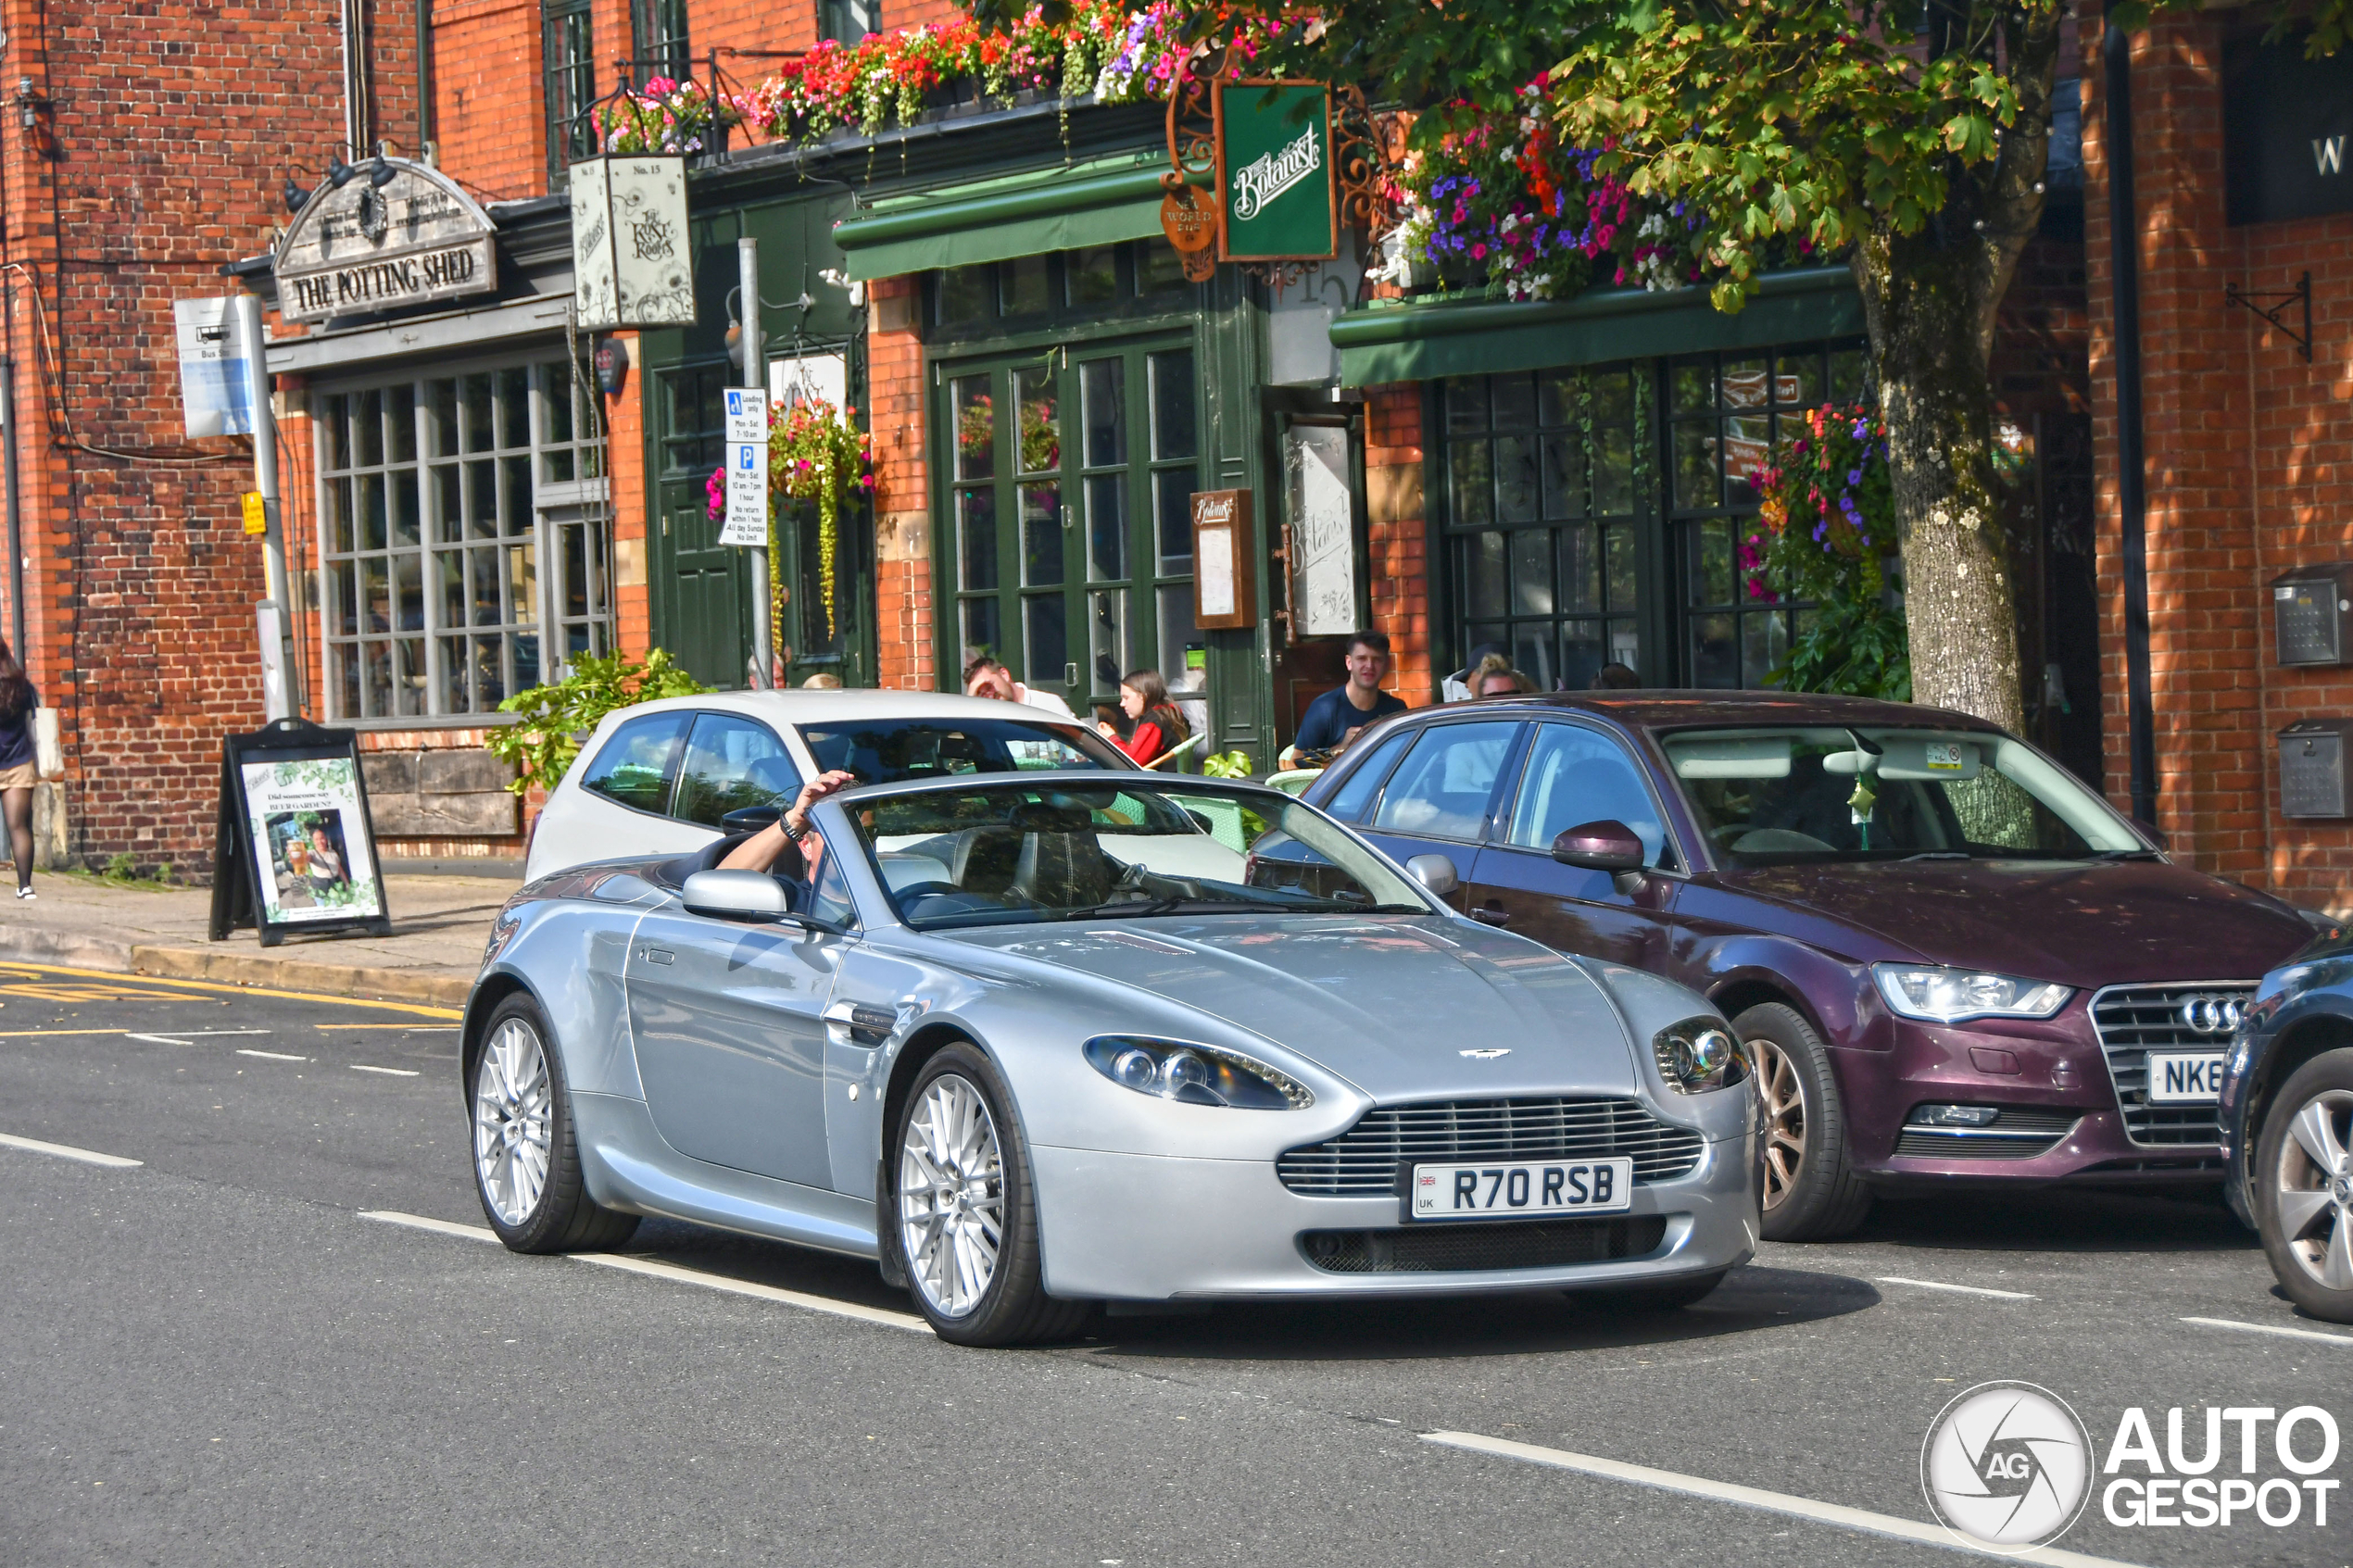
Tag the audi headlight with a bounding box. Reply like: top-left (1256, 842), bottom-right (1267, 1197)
top-left (1871, 963), bottom-right (2070, 1023)
top-left (1652, 1016), bottom-right (1743, 1095)
top-left (1081, 1036), bottom-right (1312, 1110)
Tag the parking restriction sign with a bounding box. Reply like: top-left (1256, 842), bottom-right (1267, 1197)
top-left (718, 388), bottom-right (769, 546)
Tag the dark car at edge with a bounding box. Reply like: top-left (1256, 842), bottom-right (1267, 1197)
top-left (1298, 690), bottom-right (2323, 1240)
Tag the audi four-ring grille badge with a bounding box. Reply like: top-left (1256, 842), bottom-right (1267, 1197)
top-left (2177, 993), bottom-right (2247, 1035)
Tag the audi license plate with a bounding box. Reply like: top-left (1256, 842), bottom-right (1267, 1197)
top-left (1407, 1158), bottom-right (1635, 1222)
top-left (2146, 1051), bottom-right (2227, 1103)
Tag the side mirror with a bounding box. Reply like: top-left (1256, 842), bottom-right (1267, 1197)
top-left (1404, 853), bottom-right (1459, 897)
top-left (1553, 819), bottom-right (1646, 873)
top-left (721, 804), bottom-right (784, 834)
top-left (682, 868), bottom-right (794, 923)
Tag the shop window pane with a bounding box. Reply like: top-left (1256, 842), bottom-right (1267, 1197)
top-left (1139, 239), bottom-right (1189, 295)
top-left (1511, 625), bottom-right (1556, 692)
top-left (1692, 518), bottom-right (1735, 607)
top-left (1722, 358), bottom-right (1770, 410)
top-left (1067, 246), bottom-right (1118, 307)
top-left (1463, 531), bottom-right (1507, 620)
top-left (1723, 415), bottom-right (1770, 495)
top-left (1445, 378), bottom-right (1489, 434)
top-left (475, 636), bottom-right (508, 707)
top-left (503, 456), bottom-right (532, 532)
top-left (433, 465), bottom-right (460, 543)
top-left (1088, 588), bottom-right (1126, 693)
top-left (1592, 370), bottom-right (1634, 425)
top-left (544, 445), bottom-right (576, 483)
top-left (1022, 483), bottom-right (1063, 586)
top-left (395, 638), bottom-right (426, 716)
top-left (546, 365), bottom-right (575, 444)
top-left (1692, 612), bottom-right (1737, 687)
top-left (938, 266), bottom-right (991, 326)
top-left (1561, 525), bottom-right (1602, 615)
top-left (324, 395), bottom-right (351, 470)
top-left (1154, 468), bottom-right (1194, 571)
top-left (1541, 435), bottom-right (1584, 520)
top-left (467, 460), bottom-right (497, 538)
top-left (359, 474), bottom-right (388, 551)
top-left (1605, 524), bottom-right (1637, 614)
top-left (387, 383), bottom-right (417, 464)
top-left (428, 380), bottom-right (459, 458)
top-left (1001, 254), bottom-right (1049, 316)
top-left (1026, 595), bottom-right (1067, 683)
top-left (961, 598), bottom-right (1002, 663)
top-left (1089, 474), bottom-right (1126, 581)
top-left (327, 478), bottom-right (354, 555)
top-left (1151, 350), bottom-right (1196, 460)
top-left (1743, 608), bottom-right (1788, 687)
top-left (1493, 372), bottom-right (1536, 430)
top-left (497, 368), bottom-right (530, 448)
top-left (394, 551), bottom-right (423, 633)
top-left (1670, 364), bottom-right (1714, 415)
top-left (1015, 366), bottom-right (1058, 473)
top-left (1448, 441), bottom-right (1492, 529)
top-left (333, 644), bottom-right (361, 718)
top-left (1538, 371), bottom-right (1575, 429)
top-left (1777, 354), bottom-right (1821, 408)
top-left (1830, 348), bottom-right (1867, 401)
top-left (470, 547), bottom-right (500, 624)
top-left (509, 544), bottom-right (538, 623)
top-left (952, 375), bottom-right (994, 482)
top-left (1609, 619), bottom-right (1641, 674)
top-left (1081, 359), bottom-right (1125, 468)
top-left (563, 523), bottom-right (590, 621)
top-left (1592, 425), bottom-right (1633, 515)
top-left (392, 470), bottom-right (421, 547)
top-left (462, 373), bottom-right (495, 452)
top-left (1562, 618), bottom-right (1605, 689)
top-left (437, 635), bottom-right (467, 711)
top-left (438, 552), bottom-right (464, 634)
top-left (1512, 529), bottom-right (1554, 617)
top-left (328, 562), bottom-right (357, 637)
top-left (363, 640), bottom-right (392, 717)
top-left (1496, 434), bottom-right (1537, 524)
top-left (356, 388), bottom-right (384, 468)
top-left (1158, 584), bottom-right (1200, 684)
top-left (1673, 424), bottom-right (1718, 510)
top-left (958, 487), bottom-right (998, 591)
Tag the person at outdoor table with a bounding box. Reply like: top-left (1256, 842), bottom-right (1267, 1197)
top-left (963, 651), bottom-right (1076, 720)
top-left (1470, 652), bottom-right (1529, 698)
top-left (720, 769), bottom-right (862, 889)
top-left (1292, 629), bottom-right (1407, 756)
top-left (1097, 668), bottom-right (1190, 764)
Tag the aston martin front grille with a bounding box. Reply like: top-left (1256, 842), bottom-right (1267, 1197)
top-left (2088, 983), bottom-right (2255, 1148)
top-left (1276, 1097), bottom-right (1705, 1197)
top-left (1300, 1216), bottom-right (1668, 1273)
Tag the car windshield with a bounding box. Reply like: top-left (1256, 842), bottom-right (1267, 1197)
top-left (798, 716), bottom-right (1126, 787)
top-left (843, 779), bottom-right (1430, 931)
top-left (1659, 725), bottom-right (2145, 865)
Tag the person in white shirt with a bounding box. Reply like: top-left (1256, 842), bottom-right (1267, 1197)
top-left (962, 652), bottom-right (1076, 721)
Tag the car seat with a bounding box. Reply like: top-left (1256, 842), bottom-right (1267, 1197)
top-left (1011, 832), bottom-right (1120, 908)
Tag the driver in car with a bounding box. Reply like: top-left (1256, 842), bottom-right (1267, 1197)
top-left (718, 770), bottom-right (862, 896)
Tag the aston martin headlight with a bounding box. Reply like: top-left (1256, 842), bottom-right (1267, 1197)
top-left (1652, 1016), bottom-right (1743, 1095)
top-left (1081, 1036), bottom-right (1313, 1110)
top-left (1871, 963), bottom-right (2070, 1023)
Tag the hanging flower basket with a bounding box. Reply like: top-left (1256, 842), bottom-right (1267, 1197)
top-left (706, 398), bottom-right (876, 646)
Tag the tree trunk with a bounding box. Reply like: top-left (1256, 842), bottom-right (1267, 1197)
top-left (1853, 232), bottom-right (2026, 734)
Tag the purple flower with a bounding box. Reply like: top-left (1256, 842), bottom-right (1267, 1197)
top-left (1846, 469), bottom-right (1862, 486)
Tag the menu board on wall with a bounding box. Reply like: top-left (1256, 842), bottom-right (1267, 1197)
top-left (1284, 420), bottom-right (1359, 638)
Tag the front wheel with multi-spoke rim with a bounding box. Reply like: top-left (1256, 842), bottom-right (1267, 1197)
top-left (2256, 1047), bottom-right (2353, 1323)
top-left (468, 993), bottom-right (637, 1254)
top-left (890, 1043), bottom-right (1089, 1346)
top-left (1732, 1001), bottom-right (1870, 1243)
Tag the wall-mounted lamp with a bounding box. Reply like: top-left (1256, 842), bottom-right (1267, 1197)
top-left (325, 153), bottom-right (355, 188)
top-left (14, 77), bottom-right (42, 131)
top-left (283, 177), bottom-right (311, 213)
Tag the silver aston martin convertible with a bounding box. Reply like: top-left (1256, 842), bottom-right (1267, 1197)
top-left (463, 772), bottom-right (1762, 1345)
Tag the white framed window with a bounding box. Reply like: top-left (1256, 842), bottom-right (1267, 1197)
top-left (312, 355), bottom-right (612, 721)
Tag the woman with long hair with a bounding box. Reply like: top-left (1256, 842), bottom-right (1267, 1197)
top-left (1096, 668), bottom-right (1190, 766)
top-left (0, 640), bottom-right (39, 897)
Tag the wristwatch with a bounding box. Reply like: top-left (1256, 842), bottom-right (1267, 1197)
top-left (782, 813), bottom-right (811, 845)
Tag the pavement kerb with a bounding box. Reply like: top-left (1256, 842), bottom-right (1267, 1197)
top-left (0, 923), bottom-right (473, 1008)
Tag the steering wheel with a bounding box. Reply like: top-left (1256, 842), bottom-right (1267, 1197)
top-left (887, 881), bottom-right (965, 901)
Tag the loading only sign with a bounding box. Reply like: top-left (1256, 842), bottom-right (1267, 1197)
top-left (719, 389), bottom-right (770, 548)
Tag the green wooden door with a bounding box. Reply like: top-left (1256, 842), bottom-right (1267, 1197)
top-left (650, 362), bottom-right (750, 687)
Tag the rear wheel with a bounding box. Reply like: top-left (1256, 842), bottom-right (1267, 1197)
top-left (470, 994), bottom-right (637, 1254)
top-left (2254, 1047), bottom-right (2353, 1323)
top-left (891, 1043), bottom-right (1090, 1346)
top-left (1735, 1002), bottom-right (1871, 1243)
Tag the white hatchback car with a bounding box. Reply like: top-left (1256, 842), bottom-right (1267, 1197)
top-left (525, 689), bottom-right (1137, 880)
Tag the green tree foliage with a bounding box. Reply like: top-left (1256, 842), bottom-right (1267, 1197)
top-left (484, 649), bottom-right (712, 797)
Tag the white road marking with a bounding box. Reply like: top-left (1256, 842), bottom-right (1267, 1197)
top-left (2182, 1315), bottom-right (2353, 1347)
top-left (234, 1048), bottom-right (310, 1062)
top-left (1876, 1275), bottom-right (2036, 1300)
top-left (126, 1029), bottom-right (276, 1047)
top-left (358, 1210), bottom-right (932, 1334)
top-left (1420, 1431), bottom-right (2148, 1568)
top-left (0, 1131), bottom-right (142, 1169)
top-left (348, 1064), bottom-right (421, 1077)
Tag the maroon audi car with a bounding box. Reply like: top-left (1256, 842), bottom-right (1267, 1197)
top-left (1301, 690), bottom-right (2324, 1240)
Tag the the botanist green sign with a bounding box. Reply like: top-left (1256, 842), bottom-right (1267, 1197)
top-left (1214, 81), bottom-right (1336, 263)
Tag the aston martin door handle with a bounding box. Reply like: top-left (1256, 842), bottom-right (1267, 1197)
top-left (824, 999), bottom-right (897, 1047)
top-left (1470, 905), bottom-right (1512, 927)
top-left (640, 947), bottom-right (675, 964)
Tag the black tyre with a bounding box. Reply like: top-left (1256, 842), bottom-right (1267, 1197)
top-left (2253, 1047), bottom-right (2353, 1323)
top-left (1735, 1001), bottom-right (1871, 1242)
top-left (1587, 1269), bottom-right (1729, 1313)
top-left (469, 993), bottom-right (638, 1254)
top-left (889, 1042), bottom-right (1090, 1347)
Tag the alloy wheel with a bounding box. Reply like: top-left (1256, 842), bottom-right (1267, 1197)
top-left (2272, 1086), bottom-right (2353, 1291)
top-left (900, 1074), bottom-right (1007, 1319)
top-left (1751, 1035), bottom-right (1806, 1211)
top-left (473, 1017), bottom-right (554, 1227)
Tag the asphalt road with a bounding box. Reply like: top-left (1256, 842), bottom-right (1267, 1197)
top-left (1, 960), bottom-right (2347, 1568)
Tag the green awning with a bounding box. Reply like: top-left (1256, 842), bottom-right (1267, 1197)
top-left (1332, 266), bottom-right (1864, 385)
top-left (833, 151), bottom-right (1206, 282)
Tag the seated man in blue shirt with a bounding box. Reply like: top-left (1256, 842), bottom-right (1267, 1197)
top-left (1293, 629), bottom-right (1409, 756)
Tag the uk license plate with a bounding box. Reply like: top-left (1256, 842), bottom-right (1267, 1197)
top-left (1407, 1158), bottom-right (1635, 1222)
top-left (2146, 1051), bottom-right (2227, 1103)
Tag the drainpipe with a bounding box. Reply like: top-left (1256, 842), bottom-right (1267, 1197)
top-left (417, 0), bottom-right (435, 164)
top-left (2103, 6), bottom-right (2158, 827)
top-left (0, 354), bottom-right (20, 664)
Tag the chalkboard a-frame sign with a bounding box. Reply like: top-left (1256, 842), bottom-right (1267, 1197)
top-left (208, 719), bottom-right (393, 947)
